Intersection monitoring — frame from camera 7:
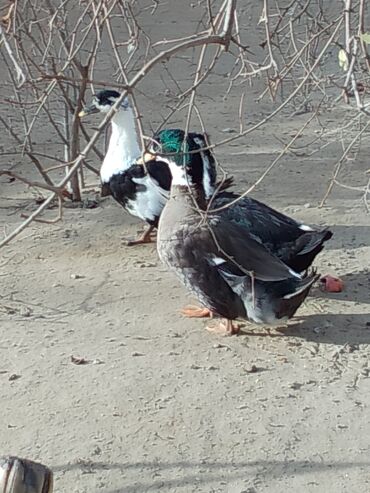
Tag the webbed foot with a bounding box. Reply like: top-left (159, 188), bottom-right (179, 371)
top-left (206, 319), bottom-right (240, 336)
top-left (180, 305), bottom-right (213, 318)
top-left (124, 225), bottom-right (155, 246)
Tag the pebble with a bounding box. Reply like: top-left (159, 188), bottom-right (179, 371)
top-left (9, 374), bottom-right (21, 381)
top-left (70, 273), bottom-right (83, 279)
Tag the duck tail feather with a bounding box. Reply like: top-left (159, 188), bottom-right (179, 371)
top-left (216, 175), bottom-right (234, 192)
top-left (283, 268), bottom-right (319, 300)
top-left (275, 269), bottom-right (319, 319)
top-left (297, 229), bottom-right (333, 256)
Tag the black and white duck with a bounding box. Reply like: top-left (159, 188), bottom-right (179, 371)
top-left (148, 132), bottom-right (325, 333)
top-left (79, 90), bottom-right (217, 245)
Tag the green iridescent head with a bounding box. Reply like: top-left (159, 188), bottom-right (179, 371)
top-left (151, 129), bottom-right (192, 167)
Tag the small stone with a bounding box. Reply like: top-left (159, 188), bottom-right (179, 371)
top-left (290, 382), bottom-right (303, 390)
top-left (9, 374), bottom-right (21, 381)
top-left (19, 306), bottom-right (32, 317)
top-left (71, 355), bottom-right (89, 365)
top-left (83, 199), bottom-right (99, 209)
top-left (70, 273), bottom-right (83, 279)
top-left (213, 343), bottom-right (231, 350)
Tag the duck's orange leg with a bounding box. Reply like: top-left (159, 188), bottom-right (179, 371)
top-left (206, 319), bottom-right (240, 336)
top-left (180, 305), bottom-right (213, 318)
top-left (124, 225), bottom-right (155, 246)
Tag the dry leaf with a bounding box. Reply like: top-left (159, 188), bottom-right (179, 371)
top-left (360, 33), bottom-right (370, 45)
top-left (338, 49), bottom-right (348, 71)
top-left (71, 355), bottom-right (89, 365)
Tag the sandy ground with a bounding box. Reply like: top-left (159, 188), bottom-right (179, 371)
top-left (1, 2), bottom-right (370, 492)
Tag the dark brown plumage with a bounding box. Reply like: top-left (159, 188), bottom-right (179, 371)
top-left (151, 130), bottom-right (332, 273)
top-left (158, 180), bottom-right (319, 334)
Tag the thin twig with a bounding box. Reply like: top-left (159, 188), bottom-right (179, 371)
top-left (320, 119), bottom-right (370, 206)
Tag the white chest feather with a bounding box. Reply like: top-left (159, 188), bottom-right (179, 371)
top-left (127, 175), bottom-right (169, 222)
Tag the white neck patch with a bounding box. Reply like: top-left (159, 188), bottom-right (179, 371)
top-left (161, 157), bottom-right (189, 186)
top-left (100, 107), bottom-right (141, 183)
top-left (193, 136), bottom-right (214, 199)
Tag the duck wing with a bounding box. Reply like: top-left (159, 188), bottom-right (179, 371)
top-left (106, 158), bottom-right (170, 226)
top-left (208, 217), bottom-right (300, 282)
top-left (144, 159), bottom-right (172, 191)
top-left (214, 192), bottom-right (304, 243)
top-left (108, 158), bottom-right (171, 200)
top-left (213, 191), bottom-right (332, 271)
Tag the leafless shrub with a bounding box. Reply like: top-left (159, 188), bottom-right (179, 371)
top-left (0, 0), bottom-right (369, 248)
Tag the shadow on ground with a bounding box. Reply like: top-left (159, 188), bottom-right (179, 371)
top-left (53, 458), bottom-right (370, 492)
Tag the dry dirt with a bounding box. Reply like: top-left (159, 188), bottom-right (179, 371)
top-left (1, 2), bottom-right (370, 492)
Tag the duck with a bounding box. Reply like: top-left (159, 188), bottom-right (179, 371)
top-left (146, 129), bottom-right (332, 319)
top-left (145, 129), bottom-right (332, 273)
top-left (78, 90), bottom-right (217, 245)
top-left (154, 134), bottom-right (319, 335)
